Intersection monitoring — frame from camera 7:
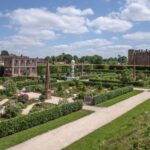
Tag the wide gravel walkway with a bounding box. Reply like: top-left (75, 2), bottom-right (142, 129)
top-left (8, 91), bottom-right (150, 150)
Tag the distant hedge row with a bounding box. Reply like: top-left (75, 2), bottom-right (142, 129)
top-left (51, 80), bottom-right (75, 88)
top-left (0, 101), bottom-right (83, 138)
top-left (0, 76), bottom-right (37, 81)
top-left (85, 69), bottom-right (150, 74)
top-left (131, 80), bottom-right (150, 87)
top-left (92, 86), bottom-right (133, 105)
top-left (89, 78), bottom-right (121, 84)
top-left (82, 80), bottom-right (123, 88)
top-left (89, 78), bottom-right (150, 87)
top-left (16, 80), bottom-right (40, 89)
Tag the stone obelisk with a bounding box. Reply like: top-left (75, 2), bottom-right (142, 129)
top-left (45, 61), bottom-right (51, 99)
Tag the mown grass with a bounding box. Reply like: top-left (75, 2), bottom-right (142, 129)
top-left (97, 90), bottom-right (142, 107)
top-left (0, 110), bottom-right (92, 150)
top-left (64, 99), bottom-right (150, 150)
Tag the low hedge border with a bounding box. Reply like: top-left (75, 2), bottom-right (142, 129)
top-left (82, 81), bottom-right (123, 88)
top-left (89, 78), bottom-right (150, 87)
top-left (0, 101), bottom-right (83, 138)
top-left (131, 80), bottom-right (150, 87)
top-left (16, 80), bottom-right (40, 89)
top-left (92, 86), bottom-right (133, 105)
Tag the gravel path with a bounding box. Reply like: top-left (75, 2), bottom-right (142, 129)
top-left (8, 91), bottom-right (150, 150)
top-left (0, 99), bottom-right (8, 106)
top-left (22, 103), bottom-right (38, 115)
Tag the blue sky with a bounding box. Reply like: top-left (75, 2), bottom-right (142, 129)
top-left (0, 0), bottom-right (150, 58)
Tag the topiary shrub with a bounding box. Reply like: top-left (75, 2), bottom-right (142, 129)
top-left (3, 80), bottom-right (17, 96)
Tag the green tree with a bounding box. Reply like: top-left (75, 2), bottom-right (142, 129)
top-left (1, 50), bottom-right (9, 56)
top-left (118, 55), bottom-right (127, 64)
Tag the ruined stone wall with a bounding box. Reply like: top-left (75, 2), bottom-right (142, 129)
top-left (128, 50), bottom-right (150, 65)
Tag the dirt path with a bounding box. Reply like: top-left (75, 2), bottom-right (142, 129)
top-left (8, 91), bottom-right (150, 150)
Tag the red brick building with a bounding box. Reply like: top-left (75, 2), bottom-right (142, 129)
top-left (3, 55), bottom-right (37, 77)
top-left (128, 49), bottom-right (150, 66)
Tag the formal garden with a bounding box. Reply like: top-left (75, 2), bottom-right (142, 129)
top-left (0, 64), bottom-right (150, 120)
top-left (0, 64), bottom-right (150, 149)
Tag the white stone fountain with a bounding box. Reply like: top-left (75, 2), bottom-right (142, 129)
top-left (67, 59), bottom-right (79, 80)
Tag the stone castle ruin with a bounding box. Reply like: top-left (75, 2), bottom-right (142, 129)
top-left (128, 49), bottom-right (150, 66)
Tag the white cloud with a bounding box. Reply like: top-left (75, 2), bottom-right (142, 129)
top-left (123, 32), bottom-right (150, 40)
top-left (88, 16), bottom-right (132, 32)
top-left (0, 7), bottom-right (92, 53)
top-left (47, 38), bottom-right (112, 55)
top-left (112, 36), bottom-right (119, 40)
top-left (46, 38), bottom-right (132, 58)
top-left (0, 35), bottom-right (44, 50)
top-left (7, 7), bottom-right (90, 34)
top-left (120, 0), bottom-right (150, 21)
top-left (57, 6), bottom-right (94, 16)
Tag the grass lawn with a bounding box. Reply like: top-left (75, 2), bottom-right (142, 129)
top-left (97, 90), bottom-right (142, 107)
top-left (0, 110), bottom-right (92, 150)
top-left (64, 99), bottom-right (150, 150)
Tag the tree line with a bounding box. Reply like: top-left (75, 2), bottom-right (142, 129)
top-left (0, 50), bottom-right (127, 65)
top-left (45, 53), bottom-right (127, 65)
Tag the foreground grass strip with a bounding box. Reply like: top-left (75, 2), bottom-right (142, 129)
top-left (97, 90), bottom-right (142, 107)
top-left (64, 99), bottom-right (150, 150)
top-left (0, 110), bottom-right (92, 150)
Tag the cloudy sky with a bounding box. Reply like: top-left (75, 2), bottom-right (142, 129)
top-left (0, 0), bottom-right (150, 58)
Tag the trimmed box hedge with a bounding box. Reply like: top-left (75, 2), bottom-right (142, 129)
top-left (16, 80), bottom-right (39, 89)
top-left (131, 80), bottom-right (150, 87)
top-left (82, 81), bottom-right (123, 88)
top-left (92, 86), bottom-right (133, 105)
top-left (0, 101), bottom-right (83, 138)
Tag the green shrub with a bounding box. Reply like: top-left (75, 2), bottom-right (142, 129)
top-left (77, 91), bottom-right (85, 99)
top-left (0, 101), bottom-right (83, 138)
top-left (57, 84), bottom-right (63, 91)
top-left (16, 80), bottom-right (39, 89)
top-left (3, 80), bottom-right (17, 96)
top-left (39, 94), bottom-right (46, 101)
top-left (92, 86), bottom-right (133, 105)
top-left (97, 82), bottom-right (103, 90)
top-left (25, 84), bottom-right (45, 93)
top-left (3, 104), bottom-right (20, 119)
top-left (131, 80), bottom-right (150, 87)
